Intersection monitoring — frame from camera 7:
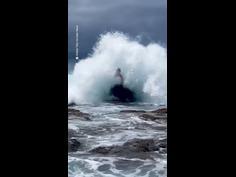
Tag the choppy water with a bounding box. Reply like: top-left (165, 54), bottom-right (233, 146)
top-left (68, 102), bottom-right (167, 177)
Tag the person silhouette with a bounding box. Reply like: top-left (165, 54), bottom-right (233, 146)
top-left (114, 68), bottom-right (124, 86)
top-left (110, 68), bottom-right (135, 102)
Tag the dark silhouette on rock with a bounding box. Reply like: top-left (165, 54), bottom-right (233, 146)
top-left (110, 84), bottom-right (135, 102)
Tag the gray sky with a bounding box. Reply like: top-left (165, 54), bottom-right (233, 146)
top-left (68, 0), bottom-right (167, 70)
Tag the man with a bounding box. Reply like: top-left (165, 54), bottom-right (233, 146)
top-left (114, 68), bottom-right (124, 85)
top-left (111, 68), bottom-right (134, 102)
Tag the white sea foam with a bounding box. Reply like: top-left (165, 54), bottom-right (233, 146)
top-left (68, 32), bottom-right (167, 105)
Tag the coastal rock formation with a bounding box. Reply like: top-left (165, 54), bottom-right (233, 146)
top-left (68, 108), bottom-right (91, 121)
top-left (120, 107), bottom-right (167, 122)
top-left (89, 138), bottom-right (166, 155)
top-left (150, 108), bottom-right (167, 114)
top-left (120, 110), bottom-right (146, 113)
top-left (140, 113), bottom-right (167, 122)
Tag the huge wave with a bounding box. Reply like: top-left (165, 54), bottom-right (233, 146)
top-left (68, 32), bottom-right (167, 105)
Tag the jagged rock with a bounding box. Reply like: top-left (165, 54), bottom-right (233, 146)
top-left (120, 107), bottom-right (167, 122)
top-left (68, 138), bottom-right (80, 152)
top-left (139, 108), bottom-right (167, 122)
top-left (68, 108), bottom-right (91, 121)
top-left (150, 108), bottom-right (167, 114)
top-left (89, 138), bottom-right (166, 156)
top-left (140, 113), bottom-right (167, 121)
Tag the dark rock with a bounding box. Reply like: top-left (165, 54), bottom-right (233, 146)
top-left (68, 138), bottom-right (80, 152)
top-left (110, 84), bottom-right (135, 102)
top-left (89, 146), bottom-right (119, 154)
top-left (68, 109), bottom-right (91, 121)
top-left (158, 138), bottom-right (167, 149)
top-left (120, 110), bottom-right (146, 113)
top-left (159, 148), bottom-right (167, 154)
top-left (150, 108), bottom-right (167, 114)
top-left (89, 138), bottom-right (162, 156)
top-left (123, 138), bottom-right (159, 152)
top-left (139, 108), bottom-right (167, 122)
top-left (140, 113), bottom-right (167, 121)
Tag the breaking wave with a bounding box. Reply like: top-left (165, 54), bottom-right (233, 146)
top-left (68, 32), bottom-right (167, 105)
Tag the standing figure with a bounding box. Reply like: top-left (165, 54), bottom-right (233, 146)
top-left (114, 68), bottom-right (124, 86)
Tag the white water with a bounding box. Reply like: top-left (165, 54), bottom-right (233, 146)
top-left (68, 32), bottom-right (167, 105)
top-left (68, 103), bottom-right (167, 177)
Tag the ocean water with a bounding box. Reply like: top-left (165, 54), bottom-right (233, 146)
top-left (68, 32), bottom-right (167, 177)
top-left (68, 102), bottom-right (167, 177)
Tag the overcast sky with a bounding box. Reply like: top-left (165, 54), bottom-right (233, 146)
top-left (68, 0), bottom-right (167, 69)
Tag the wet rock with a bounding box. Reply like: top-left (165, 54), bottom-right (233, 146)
top-left (150, 108), bottom-right (167, 114)
top-left (89, 138), bottom-right (165, 156)
top-left (110, 84), bottom-right (135, 102)
top-left (155, 138), bottom-right (167, 154)
top-left (123, 138), bottom-right (159, 152)
top-left (89, 137), bottom-right (167, 157)
top-left (68, 138), bottom-right (80, 152)
top-left (89, 146), bottom-right (118, 154)
top-left (158, 138), bottom-right (167, 149)
top-left (140, 113), bottom-right (167, 121)
top-left (120, 107), bottom-right (167, 123)
top-left (120, 110), bottom-right (146, 113)
top-left (139, 108), bottom-right (167, 122)
top-left (68, 108), bottom-right (91, 121)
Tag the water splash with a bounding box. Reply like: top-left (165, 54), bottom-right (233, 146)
top-left (68, 32), bottom-right (167, 105)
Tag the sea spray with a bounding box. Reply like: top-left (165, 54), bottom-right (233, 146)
top-left (68, 32), bottom-right (167, 105)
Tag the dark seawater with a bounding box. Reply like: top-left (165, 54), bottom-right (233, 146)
top-left (68, 102), bottom-right (167, 177)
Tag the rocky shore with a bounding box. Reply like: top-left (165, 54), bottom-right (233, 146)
top-left (68, 107), bottom-right (167, 155)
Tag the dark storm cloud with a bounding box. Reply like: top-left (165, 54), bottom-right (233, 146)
top-left (68, 0), bottom-right (166, 66)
